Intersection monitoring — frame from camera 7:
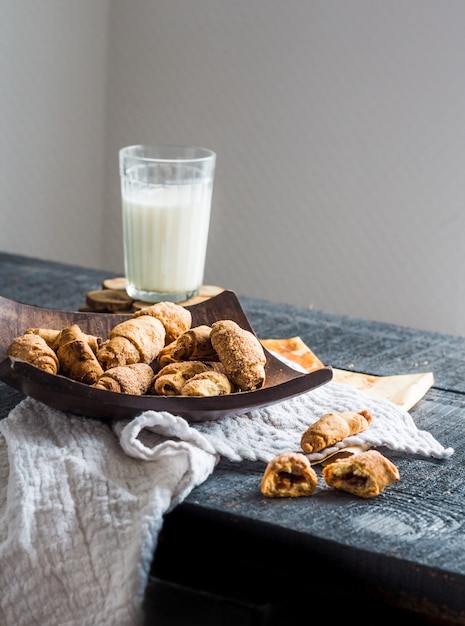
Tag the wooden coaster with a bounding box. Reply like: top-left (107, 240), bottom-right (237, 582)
top-left (85, 289), bottom-right (134, 313)
top-left (81, 278), bottom-right (224, 313)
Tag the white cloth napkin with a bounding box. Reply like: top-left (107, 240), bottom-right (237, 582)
top-left (0, 381), bottom-right (453, 626)
top-left (0, 398), bottom-right (216, 626)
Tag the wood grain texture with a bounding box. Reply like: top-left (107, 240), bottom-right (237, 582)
top-left (0, 292), bottom-right (332, 421)
top-left (0, 252), bottom-right (463, 624)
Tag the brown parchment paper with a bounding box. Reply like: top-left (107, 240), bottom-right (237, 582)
top-left (261, 336), bottom-right (434, 412)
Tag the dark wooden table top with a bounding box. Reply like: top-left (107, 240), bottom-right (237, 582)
top-left (1, 252), bottom-right (464, 624)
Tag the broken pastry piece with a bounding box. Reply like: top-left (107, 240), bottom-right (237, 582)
top-left (260, 452), bottom-right (318, 498)
top-left (322, 449), bottom-right (400, 498)
top-left (54, 324), bottom-right (104, 384)
top-left (210, 320), bottom-right (266, 391)
top-left (97, 315), bottom-right (165, 369)
top-left (133, 301), bottom-right (192, 345)
top-left (181, 370), bottom-right (232, 396)
top-left (93, 363), bottom-right (154, 395)
top-left (151, 361), bottom-right (211, 396)
top-left (7, 333), bottom-right (60, 375)
top-left (300, 409), bottom-right (373, 454)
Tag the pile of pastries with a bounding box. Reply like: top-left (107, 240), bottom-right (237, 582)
top-left (7, 301), bottom-right (267, 398)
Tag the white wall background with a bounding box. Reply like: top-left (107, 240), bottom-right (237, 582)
top-left (2, 0), bottom-right (465, 335)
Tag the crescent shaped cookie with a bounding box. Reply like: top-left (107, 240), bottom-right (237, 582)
top-left (300, 409), bottom-right (373, 454)
top-left (7, 333), bottom-right (60, 376)
top-left (93, 363), bottom-right (155, 395)
top-left (54, 324), bottom-right (104, 384)
top-left (133, 301), bottom-right (192, 345)
top-left (97, 316), bottom-right (166, 369)
top-left (151, 361), bottom-right (211, 396)
top-left (210, 320), bottom-right (266, 391)
top-left (172, 325), bottom-right (217, 361)
top-left (181, 370), bottom-right (232, 396)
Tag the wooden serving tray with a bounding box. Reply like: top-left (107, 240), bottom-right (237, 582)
top-left (0, 291), bottom-right (332, 422)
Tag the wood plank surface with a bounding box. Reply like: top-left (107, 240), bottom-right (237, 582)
top-left (0, 252), bottom-right (463, 624)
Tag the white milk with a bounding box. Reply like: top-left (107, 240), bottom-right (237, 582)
top-left (122, 182), bottom-right (212, 299)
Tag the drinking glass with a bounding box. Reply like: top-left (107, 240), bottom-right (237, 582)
top-left (119, 144), bottom-right (216, 303)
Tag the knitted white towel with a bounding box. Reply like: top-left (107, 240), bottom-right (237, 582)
top-left (0, 397), bottom-right (216, 626)
top-left (0, 381), bottom-right (453, 626)
top-left (119, 380), bottom-right (454, 464)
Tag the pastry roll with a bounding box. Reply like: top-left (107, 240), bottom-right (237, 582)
top-left (260, 452), bottom-right (318, 498)
top-left (54, 324), bottom-right (104, 384)
top-left (93, 363), bottom-right (154, 395)
top-left (97, 316), bottom-right (165, 369)
top-left (210, 320), bottom-right (266, 391)
top-left (151, 361), bottom-right (211, 396)
top-left (322, 450), bottom-right (400, 498)
top-left (133, 301), bottom-right (192, 345)
top-left (172, 325), bottom-right (218, 361)
top-left (7, 333), bottom-right (59, 375)
top-left (156, 325), bottom-right (215, 367)
top-left (24, 327), bottom-right (102, 354)
top-left (24, 327), bottom-right (61, 348)
top-left (181, 370), bottom-right (232, 396)
top-left (157, 340), bottom-right (180, 367)
top-left (300, 409), bottom-right (373, 454)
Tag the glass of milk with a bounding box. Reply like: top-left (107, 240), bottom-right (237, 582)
top-left (119, 145), bottom-right (216, 303)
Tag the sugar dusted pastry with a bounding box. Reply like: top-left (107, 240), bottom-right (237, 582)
top-left (181, 370), bottom-right (232, 397)
top-left (7, 333), bottom-right (59, 375)
top-left (172, 325), bottom-right (217, 361)
top-left (260, 452), bottom-right (318, 498)
top-left (322, 450), bottom-right (400, 498)
top-left (97, 336), bottom-right (138, 369)
top-left (97, 316), bottom-right (165, 369)
top-left (156, 325), bottom-right (217, 368)
top-left (300, 409), bottom-right (373, 454)
top-left (93, 363), bottom-right (154, 395)
top-left (54, 324), bottom-right (104, 384)
top-left (210, 320), bottom-right (266, 391)
top-left (133, 301), bottom-right (192, 345)
top-left (151, 361), bottom-right (211, 396)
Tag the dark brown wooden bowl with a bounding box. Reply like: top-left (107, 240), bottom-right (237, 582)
top-left (0, 291), bottom-right (332, 421)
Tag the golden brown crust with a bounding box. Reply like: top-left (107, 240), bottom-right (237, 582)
top-left (133, 301), bottom-right (192, 345)
top-left (93, 363), bottom-right (155, 394)
top-left (151, 361), bottom-right (211, 396)
top-left (24, 327), bottom-right (102, 353)
top-left (97, 316), bottom-right (166, 369)
top-left (157, 339), bottom-right (180, 367)
top-left (322, 450), bottom-right (400, 498)
top-left (157, 325), bottom-right (217, 367)
top-left (260, 452), bottom-right (318, 498)
top-left (210, 320), bottom-right (266, 391)
top-left (181, 370), bottom-right (232, 396)
top-left (54, 324), bottom-right (104, 384)
top-left (24, 327), bottom-right (61, 347)
top-left (300, 410), bottom-right (373, 454)
top-left (172, 325), bottom-right (217, 361)
top-left (7, 333), bottom-right (60, 375)
top-left (96, 336), bottom-right (140, 369)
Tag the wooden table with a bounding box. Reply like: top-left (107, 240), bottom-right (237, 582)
top-left (1, 252), bottom-right (463, 625)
